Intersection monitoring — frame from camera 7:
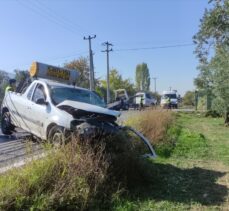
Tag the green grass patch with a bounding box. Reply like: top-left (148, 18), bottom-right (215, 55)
top-left (114, 111), bottom-right (228, 211)
top-left (125, 111), bottom-right (209, 160)
top-left (172, 128), bottom-right (208, 159)
top-left (154, 125), bottom-right (180, 158)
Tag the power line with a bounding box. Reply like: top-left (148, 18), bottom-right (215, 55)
top-left (33, 0), bottom-right (105, 42)
top-left (18, 0), bottom-right (104, 42)
top-left (16, 0), bottom-right (81, 35)
top-left (34, 0), bottom-right (90, 35)
top-left (114, 43), bottom-right (194, 52)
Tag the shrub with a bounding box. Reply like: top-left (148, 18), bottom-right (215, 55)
top-left (125, 110), bottom-right (175, 145)
top-left (125, 110), bottom-right (179, 157)
top-left (205, 110), bottom-right (221, 118)
top-left (155, 125), bottom-right (181, 157)
top-left (0, 138), bottom-right (108, 210)
top-left (0, 132), bottom-right (154, 210)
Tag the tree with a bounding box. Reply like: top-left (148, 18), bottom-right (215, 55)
top-left (64, 57), bottom-right (90, 88)
top-left (100, 69), bottom-right (135, 101)
top-left (14, 69), bottom-right (30, 93)
top-left (193, 0), bottom-right (229, 124)
top-left (193, 0), bottom-right (229, 64)
top-left (182, 91), bottom-right (195, 106)
top-left (211, 48), bottom-right (229, 122)
top-left (14, 69), bottom-right (28, 81)
top-left (135, 63), bottom-right (150, 91)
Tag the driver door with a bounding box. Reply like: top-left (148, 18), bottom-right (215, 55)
top-left (25, 83), bottom-right (49, 137)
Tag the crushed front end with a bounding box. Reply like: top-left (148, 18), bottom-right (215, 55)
top-left (58, 104), bottom-right (156, 158)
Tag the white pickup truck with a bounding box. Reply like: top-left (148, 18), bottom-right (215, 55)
top-left (1, 62), bottom-right (120, 144)
top-left (1, 78), bottom-right (121, 142)
top-left (1, 62), bottom-right (156, 158)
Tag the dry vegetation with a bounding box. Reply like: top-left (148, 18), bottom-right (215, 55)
top-left (125, 110), bottom-right (178, 158)
top-left (0, 131), bottom-right (153, 210)
top-left (125, 110), bottom-right (175, 145)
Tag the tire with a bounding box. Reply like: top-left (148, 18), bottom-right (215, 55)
top-left (1, 111), bottom-right (14, 135)
top-left (124, 104), bottom-right (129, 110)
top-left (47, 125), bottom-right (65, 147)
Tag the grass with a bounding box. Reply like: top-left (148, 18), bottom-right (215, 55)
top-left (115, 111), bottom-right (229, 210)
top-left (177, 112), bottom-right (229, 165)
top-left (0, 139), bottom-right (109, 210)
top-left (0, 111), bottom-right (228, 210)
top-left (0, 131), bottom-right (157, 210)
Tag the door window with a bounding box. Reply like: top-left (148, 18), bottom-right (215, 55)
top-left (27, 83), bottom-right (36, 100)
top-left (32, 84), bottom-right (46, 103)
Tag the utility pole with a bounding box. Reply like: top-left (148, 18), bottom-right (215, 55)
top-left (84, 35), bottom-right (96, 91)
top-left (102, 41), bottom-right (113, 104)
top-left (152, 77), bottom-right (157, 93)
top-left (169, 86), bottom-right (172, 91)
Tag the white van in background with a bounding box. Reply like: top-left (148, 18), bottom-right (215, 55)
top-left (161, 90), bottom-right (179, 109)
top-left (135, 92), bottom-right (157, 106)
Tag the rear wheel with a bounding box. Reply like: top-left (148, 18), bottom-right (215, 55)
top-left (1, 111), bottom-right (14, 135)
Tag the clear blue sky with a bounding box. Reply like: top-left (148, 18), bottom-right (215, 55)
top-left (0, 0), bottom-right (209, 95)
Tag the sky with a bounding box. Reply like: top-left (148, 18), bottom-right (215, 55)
top-left (0, 0), bottom-right (209, 95)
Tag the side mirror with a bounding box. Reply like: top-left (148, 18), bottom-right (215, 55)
top-left (36, 98), bottom-right (48, 105)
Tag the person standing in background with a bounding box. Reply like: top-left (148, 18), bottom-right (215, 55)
top-left (5, 79), bottom-right (16, 93)
top-left (139, 95), bottom-right (144, 111)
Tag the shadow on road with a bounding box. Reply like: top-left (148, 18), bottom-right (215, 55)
top-left (0, 129), bottom-right (32, 143)
top-left (129, 162), bottom-right (228, 206)
top-left (0, 134), bottom-right (17, 143)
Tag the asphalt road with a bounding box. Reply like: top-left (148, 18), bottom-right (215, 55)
top-left (0, 130), bottom-right (42, 170)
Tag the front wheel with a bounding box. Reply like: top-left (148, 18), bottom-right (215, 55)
top-left (48, 125), bottom-right (66, 147)
top-left (1, 111), bottom-right (14, 135)
top-left (123, 104), bottom-right (129, 110)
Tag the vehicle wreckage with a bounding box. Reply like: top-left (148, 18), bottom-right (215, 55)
top-left (1, 62), bottom-right (156, 158)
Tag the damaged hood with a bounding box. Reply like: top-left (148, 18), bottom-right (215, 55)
top-left (57, 100), bottom-right (121, 117)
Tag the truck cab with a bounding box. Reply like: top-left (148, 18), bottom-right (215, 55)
top-left (114, 89), bottom-right (129, 101)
